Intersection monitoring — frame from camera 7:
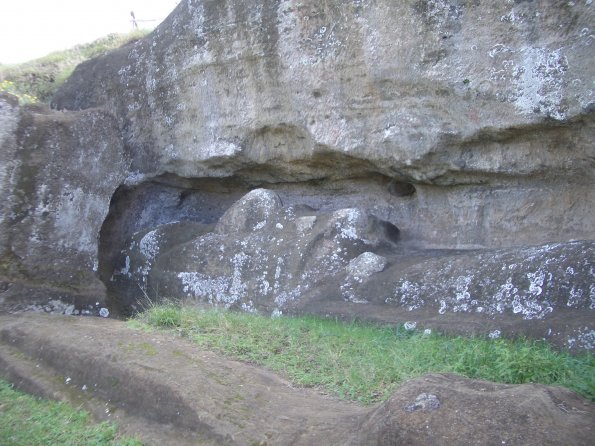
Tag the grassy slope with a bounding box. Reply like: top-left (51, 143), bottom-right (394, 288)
top-left (0, 30), bottom-right (149, 104)
top-left (0, 379), bottom-right (141, 446)
top-left (133, 304), bottom-right (595, 404)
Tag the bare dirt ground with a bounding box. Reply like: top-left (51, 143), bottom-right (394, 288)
top-left (0, 313), bottom-right (593, 445)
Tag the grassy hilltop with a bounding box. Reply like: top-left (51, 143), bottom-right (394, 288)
top-left (0, 30), bottom-right (149, 104)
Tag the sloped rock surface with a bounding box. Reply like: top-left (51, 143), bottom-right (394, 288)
top-left (1, 313), bottom-right (593, 446)
top-left (357, 373), bottom-right (594, 446)
top-left (52, 1), bottom-right (594, 183)
top-left (49, 0), bottom-right (595, 248)
top-left (300, 241), bottom-right (595, 351)
top-left (50, 0), bottom-right (595, 250)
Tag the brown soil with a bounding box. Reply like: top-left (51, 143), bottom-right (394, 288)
top-left (0, 313), bottom-right (593, 445)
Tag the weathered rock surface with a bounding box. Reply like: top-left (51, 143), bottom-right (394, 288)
top-left (1, 313), bottom-right (593, 445)
top-left (0, 1), bottom-right (594, 349)
top-left (53, 1), bottom-right (594, 183)
top-left (51, 0), bottom-right (595, 247)
top-left (110, 188), bottom-right (593, 350)
top-left (0, 93), bottom-right (128, 314)
top-left (110, 188), bottom-right (399, 315)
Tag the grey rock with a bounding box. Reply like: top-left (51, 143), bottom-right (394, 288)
top-left (52, 0), bottom-right (595, 250)
top-left (0, 95), bottom-right (128, 312)
top-left (52, 1), bottom-right (594, 186)
top-left (405, 393), bottom-right (441, 412)
top-left (300, 239), bottom-right (594, 351)
top-left (215, 188), bottom-right (283, 234)
top-left (404, 321), bottom-right (417, 331)
top-left (105, 185), bottom-right (594, 351)
top-left (110, 189), bottom-right (400, 315)
top-left (346, 252), bottom-right (387, 280)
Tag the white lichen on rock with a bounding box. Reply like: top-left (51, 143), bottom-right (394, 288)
top-left (346, 252), bottom-right (387, 280)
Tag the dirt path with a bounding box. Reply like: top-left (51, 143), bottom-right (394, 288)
top-left (0, 313), bottom-right (593, 445)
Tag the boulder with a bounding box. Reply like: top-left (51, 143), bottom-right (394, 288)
top-left (298, 239), bottom-right (595, 351)
top-left (356, 373), bottom-right (595, 446)
top-left (110, 189), bottom-right (400, 315)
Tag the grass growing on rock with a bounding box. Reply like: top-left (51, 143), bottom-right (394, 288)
top-left (133, 304), bottom-right (595, 404)
top-left (0, 379), bottom-right (141, 446)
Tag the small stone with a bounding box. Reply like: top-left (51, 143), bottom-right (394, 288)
top-left (489, 330), bottom-right (501, 339)
top-left (404, 321), bottom-right (417, 331)
top-left (99, 307), bottom-right (110, 318)
top-left (405, 393), bottom-right (441, 412)
top-left (346, 252), bottom-right (387, 278)
top-left (295, 216), bottom-right (316, 233)
top-left (63, 305), bottom-right (75, 316)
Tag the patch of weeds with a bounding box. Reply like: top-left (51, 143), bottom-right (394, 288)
top-left (0, 80), bottom-right (38, 104)
top-left (146, 303), bottom-right (183, 328)
top-left (134, 305), bottom-right (595, 404)
top-left (0, 29), bottom-right (150, 103)
top-left (119, 342), bottom-right (158, 357)
top-left (0, 378), bottom-right (142, 445)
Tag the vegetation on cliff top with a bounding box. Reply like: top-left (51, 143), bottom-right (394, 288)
top-left (132, 304), bottom-right (595, 404)
top-left (0, 30), bottom-right (149, 104)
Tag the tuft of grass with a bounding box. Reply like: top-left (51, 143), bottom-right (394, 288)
top-left (0, 29), bottom-right (150, 104)
top-left (146, 302), bottom-right (183, 328)
top-left (0, 378), bottom-right (142, 445)
top-left (135, 305), bottom-right (595, 404)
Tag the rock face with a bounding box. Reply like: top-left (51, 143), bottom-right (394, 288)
top-left (110, 188), bottom-right (400, 315)
top-left (0, 94), bottom-right (128, 314)
top-left (108, 187), bottom-right (593, 349)
top-left (1, 1), bottom-right (594, 348)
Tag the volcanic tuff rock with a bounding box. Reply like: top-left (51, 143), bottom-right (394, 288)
top-left (1, 1), bottom-right (594, 348)
top-left (2, 314), bottom-right (594, 445)
top-left (110, 188), bottom-right (594, 349)
top-left (0, 94), bottom-right (128, 314)
top-left (110, 188), bottom-right (400, 315)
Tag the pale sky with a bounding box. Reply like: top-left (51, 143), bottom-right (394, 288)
top-left (0, 0), bottom-right (180, 64)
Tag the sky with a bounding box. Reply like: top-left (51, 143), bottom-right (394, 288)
top-left (0, 0), bottom-right (180, 64)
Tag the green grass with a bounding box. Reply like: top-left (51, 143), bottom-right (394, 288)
top-left (0, 379), bottom-right (142, 446)
top-left (134, 304), bottom-right (595, 404)
top-left (0, 30), bottom-right (150, 104)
